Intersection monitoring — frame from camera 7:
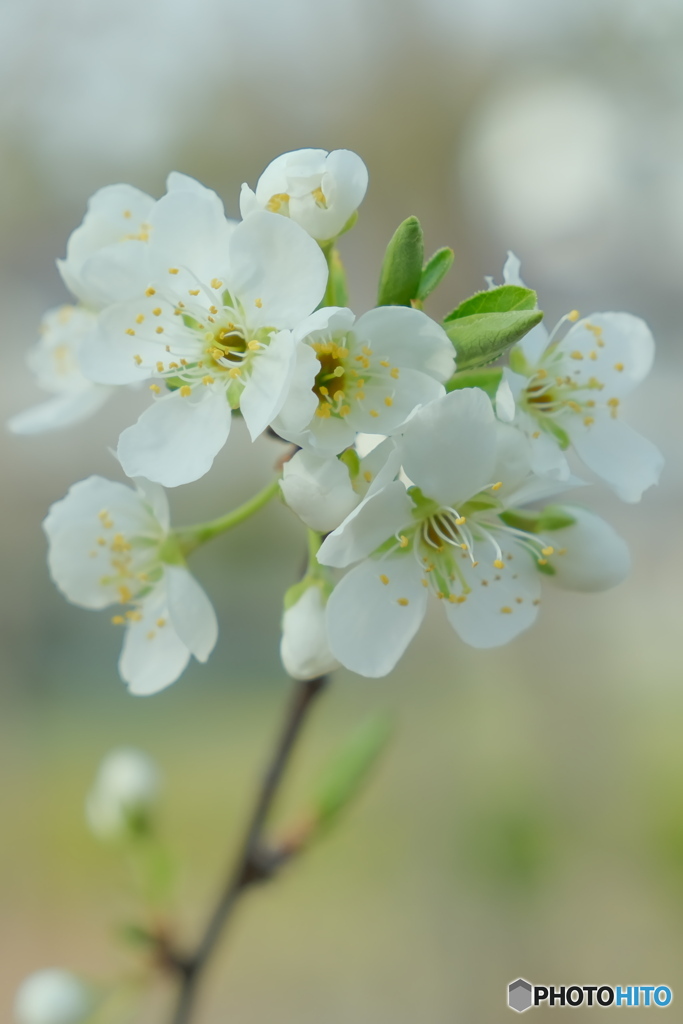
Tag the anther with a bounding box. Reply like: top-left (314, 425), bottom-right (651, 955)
top-left (379, 575), bottom-right (390, 585)
top-left (180, 385), bottom-right (192, 397)
top-left (493, 559), bottom-right (505, 569)
top-left (145, 287), bottom-right (156, 296)
top-left (168, 267), bottom-right (179, 274)
top-left (501, 606), bottom-right (513, 614)
top-left (397, 598), bottom-right (409, 606)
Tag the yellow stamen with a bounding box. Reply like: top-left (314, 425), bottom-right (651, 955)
top-left (379, 575), bottom-right (390, 585)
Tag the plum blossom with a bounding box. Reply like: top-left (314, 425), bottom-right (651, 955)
top-left (86, 748), bottom-right (161, 840)
top-left (318, 388), bottom-right (630, 677)
top-left (280, 583), bottom-right (339, 681)
top-left (8, 306), bottom-right (112, 434)
top-left (82, 211), bottom-right (328, 486)
top-left (14, 970), bottom-right (93, 1024)
top-left (240, 148), bottom-right (368, 242)
top-left (495, 253), bottom-right (663, 502)
top-left (272, 305), bottom-right (455, 455)
top-left (43, 476), bottom-right (218, 694)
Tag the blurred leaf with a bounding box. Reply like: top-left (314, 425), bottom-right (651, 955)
top-left (313, 714), bottom-right (393, 834)
top-left (117, 922), bottom-right (157, 949)
top-left (444, 310), bottom-right (544, 371)
top-left (377, 217), bottom-right (424, 307)
top-left (445, 366), bottom-right (502, 397)
top-left (417, 246), bottom-right (454, 302)
top-left (444, 284), bottom-right (537, 321)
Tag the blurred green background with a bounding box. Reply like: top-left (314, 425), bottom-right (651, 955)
top-left (2, 0), bottom-right (683, 1019)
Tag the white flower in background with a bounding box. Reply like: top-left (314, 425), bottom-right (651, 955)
top-left (495, 252), bottom-right (663, 502)
top-left (43, 476), bottom-right (218, 694)
top-left (280, 438), bottom-right (400, 533)
top-left (86, 748), bottom-right (161, 840)
top-left (58, 172), bottom-right (235, 310)
top-left (14, 969), bottom-right (93, 1024)
top-left (318, 388), bottom-right (630, 677)
top-left (82, 212), bottom-right (328, 486)
top-left (272, 305), bottom-right (455, 455)
top-left (8, 306), bottom-right (112, 435)
top-left (280, 583), bottom-right (339, 680)
top-left (240, 148), bottom-right (368, 242)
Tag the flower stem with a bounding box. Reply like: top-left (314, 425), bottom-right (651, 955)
top-left (174, 478), bottom-right (281, 556)
top-left (166, 674), bottom-right (328, 1024)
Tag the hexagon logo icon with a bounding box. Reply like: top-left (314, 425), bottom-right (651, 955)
top-left (508, 978), bottom-right (533, 1013)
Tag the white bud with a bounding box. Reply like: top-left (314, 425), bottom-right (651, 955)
top-left (86, 748), bottom-right (160, 840)
top-left (280, 450), bottom-right (359, 533)
top-left (281, 585), bottom-right (339, 681)
top-left (14, 970), bottom-right (93, 1024)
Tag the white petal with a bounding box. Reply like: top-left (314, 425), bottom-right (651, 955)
top-left (317, 481), bottom-right (413, 568)
top-left (133, 478), bottom-right (170, 532)
top-left (117, 387), bottom-right (231, 487)
top-left (226, 212), bottom-right (327, 328)
top-left (489, 423), bottom-right (533, 497)
top-left (164, 564), bottom-right (218, 661)
top-left (280, 450), bottom-right (358, 533)
top-left (444, 539), bottom-right (541, 648)
top-left (355, 306), bottom-right (455, 381)
top-left (495, 376), bottom-right (515, 422)
top-left (63, 184), bottom-right (155, 264)
top-left (119, 595), bottom-right (191, 695)
top-left (568, 413), bottom-right (663, 502)
top-left (148, 188), bottom-right (234, 282)
top-left (270, 341), bottom-right (320, 435)
top-left (347, 370), bottom-right (445, 436)
top-left (8, 387), bottom-right (111, 435)
top-left (14, 969), bottom-right (93, 1024)
top-left (75, 240), bottom-right (152, 307)
top-left (281, 586), bottom-right (339, 680)
top-left (399, 388), bottom-right (497, 506)
top-left (541, 505), bottom-right (630, 591)
top-left (239, 183), bottom-right (261, 219)
top-left (240, 330), bottom-right (297, 440)
top-left (326, 554), bottom-right (427, 677)
top-left (557, 313), bottom-right (654, 396)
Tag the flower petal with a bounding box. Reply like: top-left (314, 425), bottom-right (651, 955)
top-left (557, 313), bottom-right (654, 396)
top-left (318, 481), bottom-right (413, 568)
top-left (281, 450), bottom-right (359, 533)
top-left (164, 564), bottom-right (218, 661)
top-left (240, 330), bottom-right (297, 441)
top-left (8, 386), bottom-right (112, 435)
top-left (148, 188), bottom-right (235, 282)
top-left (270, 341), bottom-right (320, 435)
top-left (226, 212), bottom-right (328, 328)
top-left (326, 553), bottom-right (427, 677)
top-left (117, 387), bottom-right (231, 487)
top-left (542, 505), bottom-right (631, 592)
top-left (568, 413), bottom-right (663, 502)
top-left (119, 595), bottom-right (191, 695)
top-left (348, 369), bottom-right (445, 436)
top-left (444, 539), bottom-right (541, 648)
top-left (355, 306), bottom-right (455, 381)
top-left (399, 388), bottom-right (497, 506)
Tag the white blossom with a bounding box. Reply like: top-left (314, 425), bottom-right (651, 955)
top-left (240, 148), bottom-right (368, 242)
top-left (496, 253), bottom-right (663, 502)
top-left (14, 970), bottom-right (93, 1024)
top-left (272, 305), bottom-right (455, 455)
top-left (86, 748), bottom-right (161, 839)
top-left (8, 306), bottom-right (112, 435)
top-left (318, 388), bottom-right (630, 677)
top-left (280, 583), bottom-right (339, 680)
top-left (82, 211), bottom-right (328, 486)
top-left (43, 476), bottom-right (218, 694)
top-left (279, 439), bottom-right (400, 534)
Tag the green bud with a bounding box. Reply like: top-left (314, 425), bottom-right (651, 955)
top-left (377, 216), bottom-right (424, 307)
top-left (417, 246), bottom-right (454, 302)
top-left (445, 366), bottom-right (503, 398)
top-left (313, 714), bottom-right (393, 832)
top-left (537, 505), bottom-right (576, 531)
top-left (444, 310), bottom-right (544, 371)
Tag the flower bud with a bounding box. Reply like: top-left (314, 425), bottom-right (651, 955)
top-left (281, 584), bottom-right (339, 681)
top-left (280, 450), bottom-right (359, 533)
top-left (86, 748), bottom-right (160, 840)
top-left (14, 969), bottom-right (93, 1024)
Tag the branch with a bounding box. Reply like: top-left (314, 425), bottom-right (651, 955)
top-left (167, 674), bottom-right (328, 1024)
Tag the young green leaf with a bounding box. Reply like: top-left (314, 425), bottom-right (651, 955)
top-left (417, 247), bottom-right (454, 302)
top-left (313, 714), bottom-right (393, 833)
top-left (444, 284), bottom-right (537, 321)
top-left (377, 216), bottom-right (424, 307)
top-left (445, 310), bottom-right (544, 371)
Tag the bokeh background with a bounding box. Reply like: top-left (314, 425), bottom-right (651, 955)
top-left (1, 0), bottom-right (682, 1019)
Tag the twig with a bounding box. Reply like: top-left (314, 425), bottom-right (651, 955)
top-left (167, 674), bottom-right (328, 1024)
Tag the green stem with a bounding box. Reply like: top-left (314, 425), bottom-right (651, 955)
top-left (174, 478), bottom-right (281, 556)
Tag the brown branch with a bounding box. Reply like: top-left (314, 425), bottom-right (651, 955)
top-left (167, 674), bottom-right (328, 1024)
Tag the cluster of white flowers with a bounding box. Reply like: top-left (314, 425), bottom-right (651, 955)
top-left (12, 148), bottom-right (662, 694)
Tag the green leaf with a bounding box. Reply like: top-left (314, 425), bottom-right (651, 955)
top-left (377, 216), bottom-right (424, 307)
top-left (537, 505), bottom-right (576, 531)
top-left (444, 284), bottom-right (537, 322)
top-left (313, 715), bottom-right (393, 833)
top-left (417, 247), bottom-right (454, 302)
top-left (445, 366), bottom-right (503, 397)
top-left (445, 310), bottom-right (544, 371)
